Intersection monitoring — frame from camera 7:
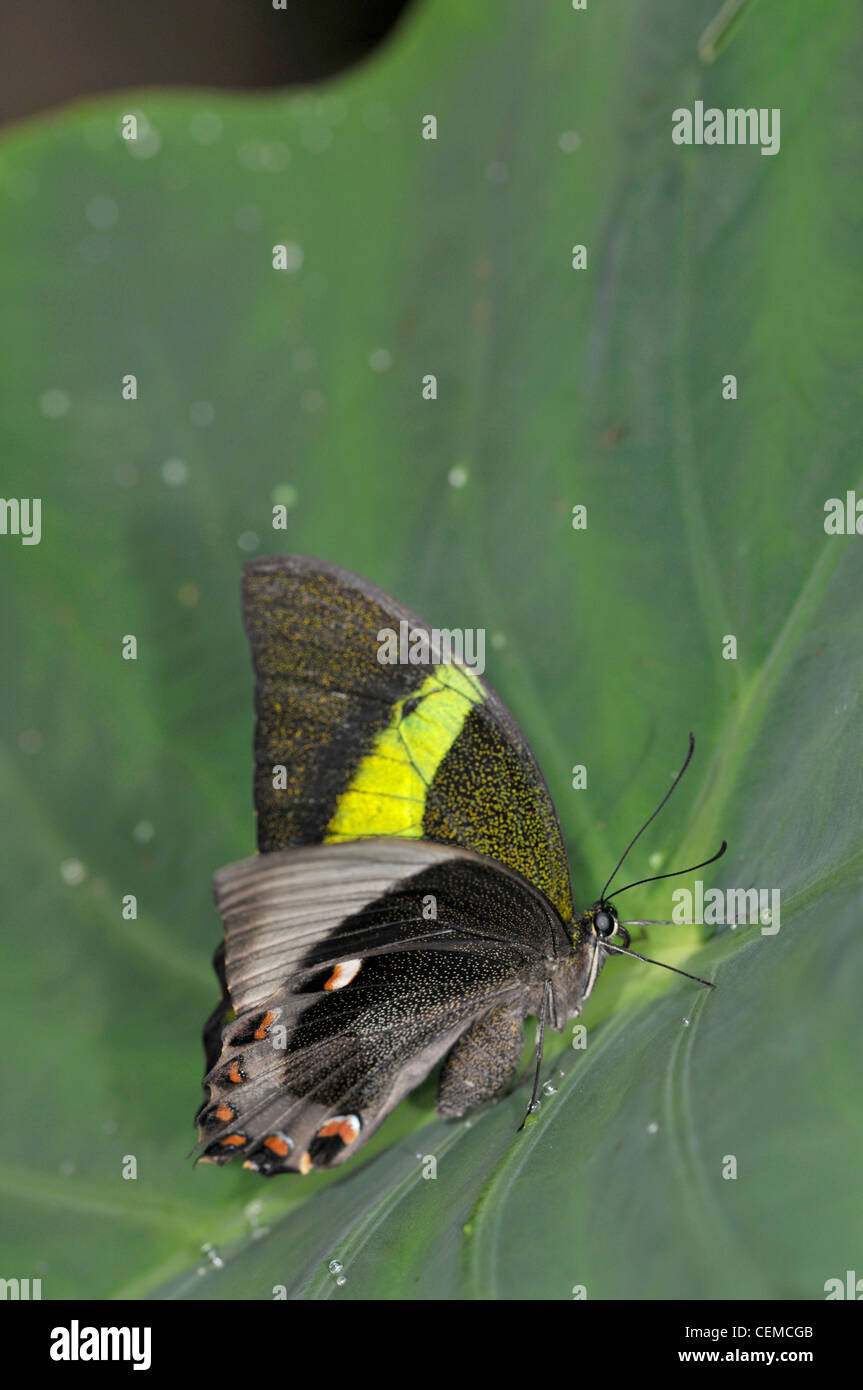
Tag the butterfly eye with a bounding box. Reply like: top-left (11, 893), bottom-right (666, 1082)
top-left (593, 909), bottom-right (615, 937)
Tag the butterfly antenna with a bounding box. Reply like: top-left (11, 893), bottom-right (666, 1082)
top-left (605, 840), bottom-right (727, 900)
top-left (602, 938), bottom-right (715, 989)
top-left (599, 733), bottom-right (695, 902)
top-left (518, 980), bottom-right (552, 1132)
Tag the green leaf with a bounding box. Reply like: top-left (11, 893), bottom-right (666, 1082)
top-left (1, 0), bottom-right (861, 1300)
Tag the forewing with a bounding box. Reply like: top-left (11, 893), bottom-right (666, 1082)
top-left (242, 555), bottom-right (573, 919)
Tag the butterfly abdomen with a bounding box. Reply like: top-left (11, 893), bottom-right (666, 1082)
top-left (436, 998), bottom-right (528, 1118)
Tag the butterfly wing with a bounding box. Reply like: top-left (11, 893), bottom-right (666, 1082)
top-left (242, 555), bottom-right (573, 921)
top-left (195, 839), bottom-right (572, 1174)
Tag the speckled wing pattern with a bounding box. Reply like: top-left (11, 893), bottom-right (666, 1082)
top-left (196, 555), bottom-right (577, 1174)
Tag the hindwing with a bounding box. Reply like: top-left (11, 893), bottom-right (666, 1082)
top-left (195, 839), bottom-right (570, 1174)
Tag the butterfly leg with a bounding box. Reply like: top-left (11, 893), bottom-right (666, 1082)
top-left (517, 979), bottom-right (552, 1131)
top-left (436, 999), bottom-right (527, 1119)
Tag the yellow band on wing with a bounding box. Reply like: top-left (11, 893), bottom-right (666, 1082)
top-left (324, 664), bottom-right (483, 842)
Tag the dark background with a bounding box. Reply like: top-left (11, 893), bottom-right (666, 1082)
top-left (0, 0), bottom-right (414, 124)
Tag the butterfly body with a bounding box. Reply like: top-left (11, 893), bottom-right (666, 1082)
top-left (195, 557), bottom-right (619, 1175)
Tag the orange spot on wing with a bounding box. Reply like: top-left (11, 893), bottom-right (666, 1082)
top-left (220, 1133), bottom-right (247, 1147)
top-left (215, 1102), bottom-right (234, 1122)
top-left (264, 1135), bottom-right (290, 1157)
top-left (316, 1115), bottom-right (360, 1145)
top-left (227, 1060), bottom-right (245, 1084)
top-left (254, 1009), bottom-right (276, 1040)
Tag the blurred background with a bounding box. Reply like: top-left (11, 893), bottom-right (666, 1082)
top-left (1, 0), bottom-right (862, 1300)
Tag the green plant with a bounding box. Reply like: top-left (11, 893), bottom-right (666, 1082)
top-left (1, 0), bottom-right (861, 1299)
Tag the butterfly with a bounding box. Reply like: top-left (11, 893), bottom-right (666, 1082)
top-left (194, 556), bottom-right (724, 1176)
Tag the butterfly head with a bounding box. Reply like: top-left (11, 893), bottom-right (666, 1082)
top-left (555, 901), bottom-right (625, 1020)
top-left (573, 900), bottom-right (629, 952)
top-left (591, 900), bottom-right (626, 944)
